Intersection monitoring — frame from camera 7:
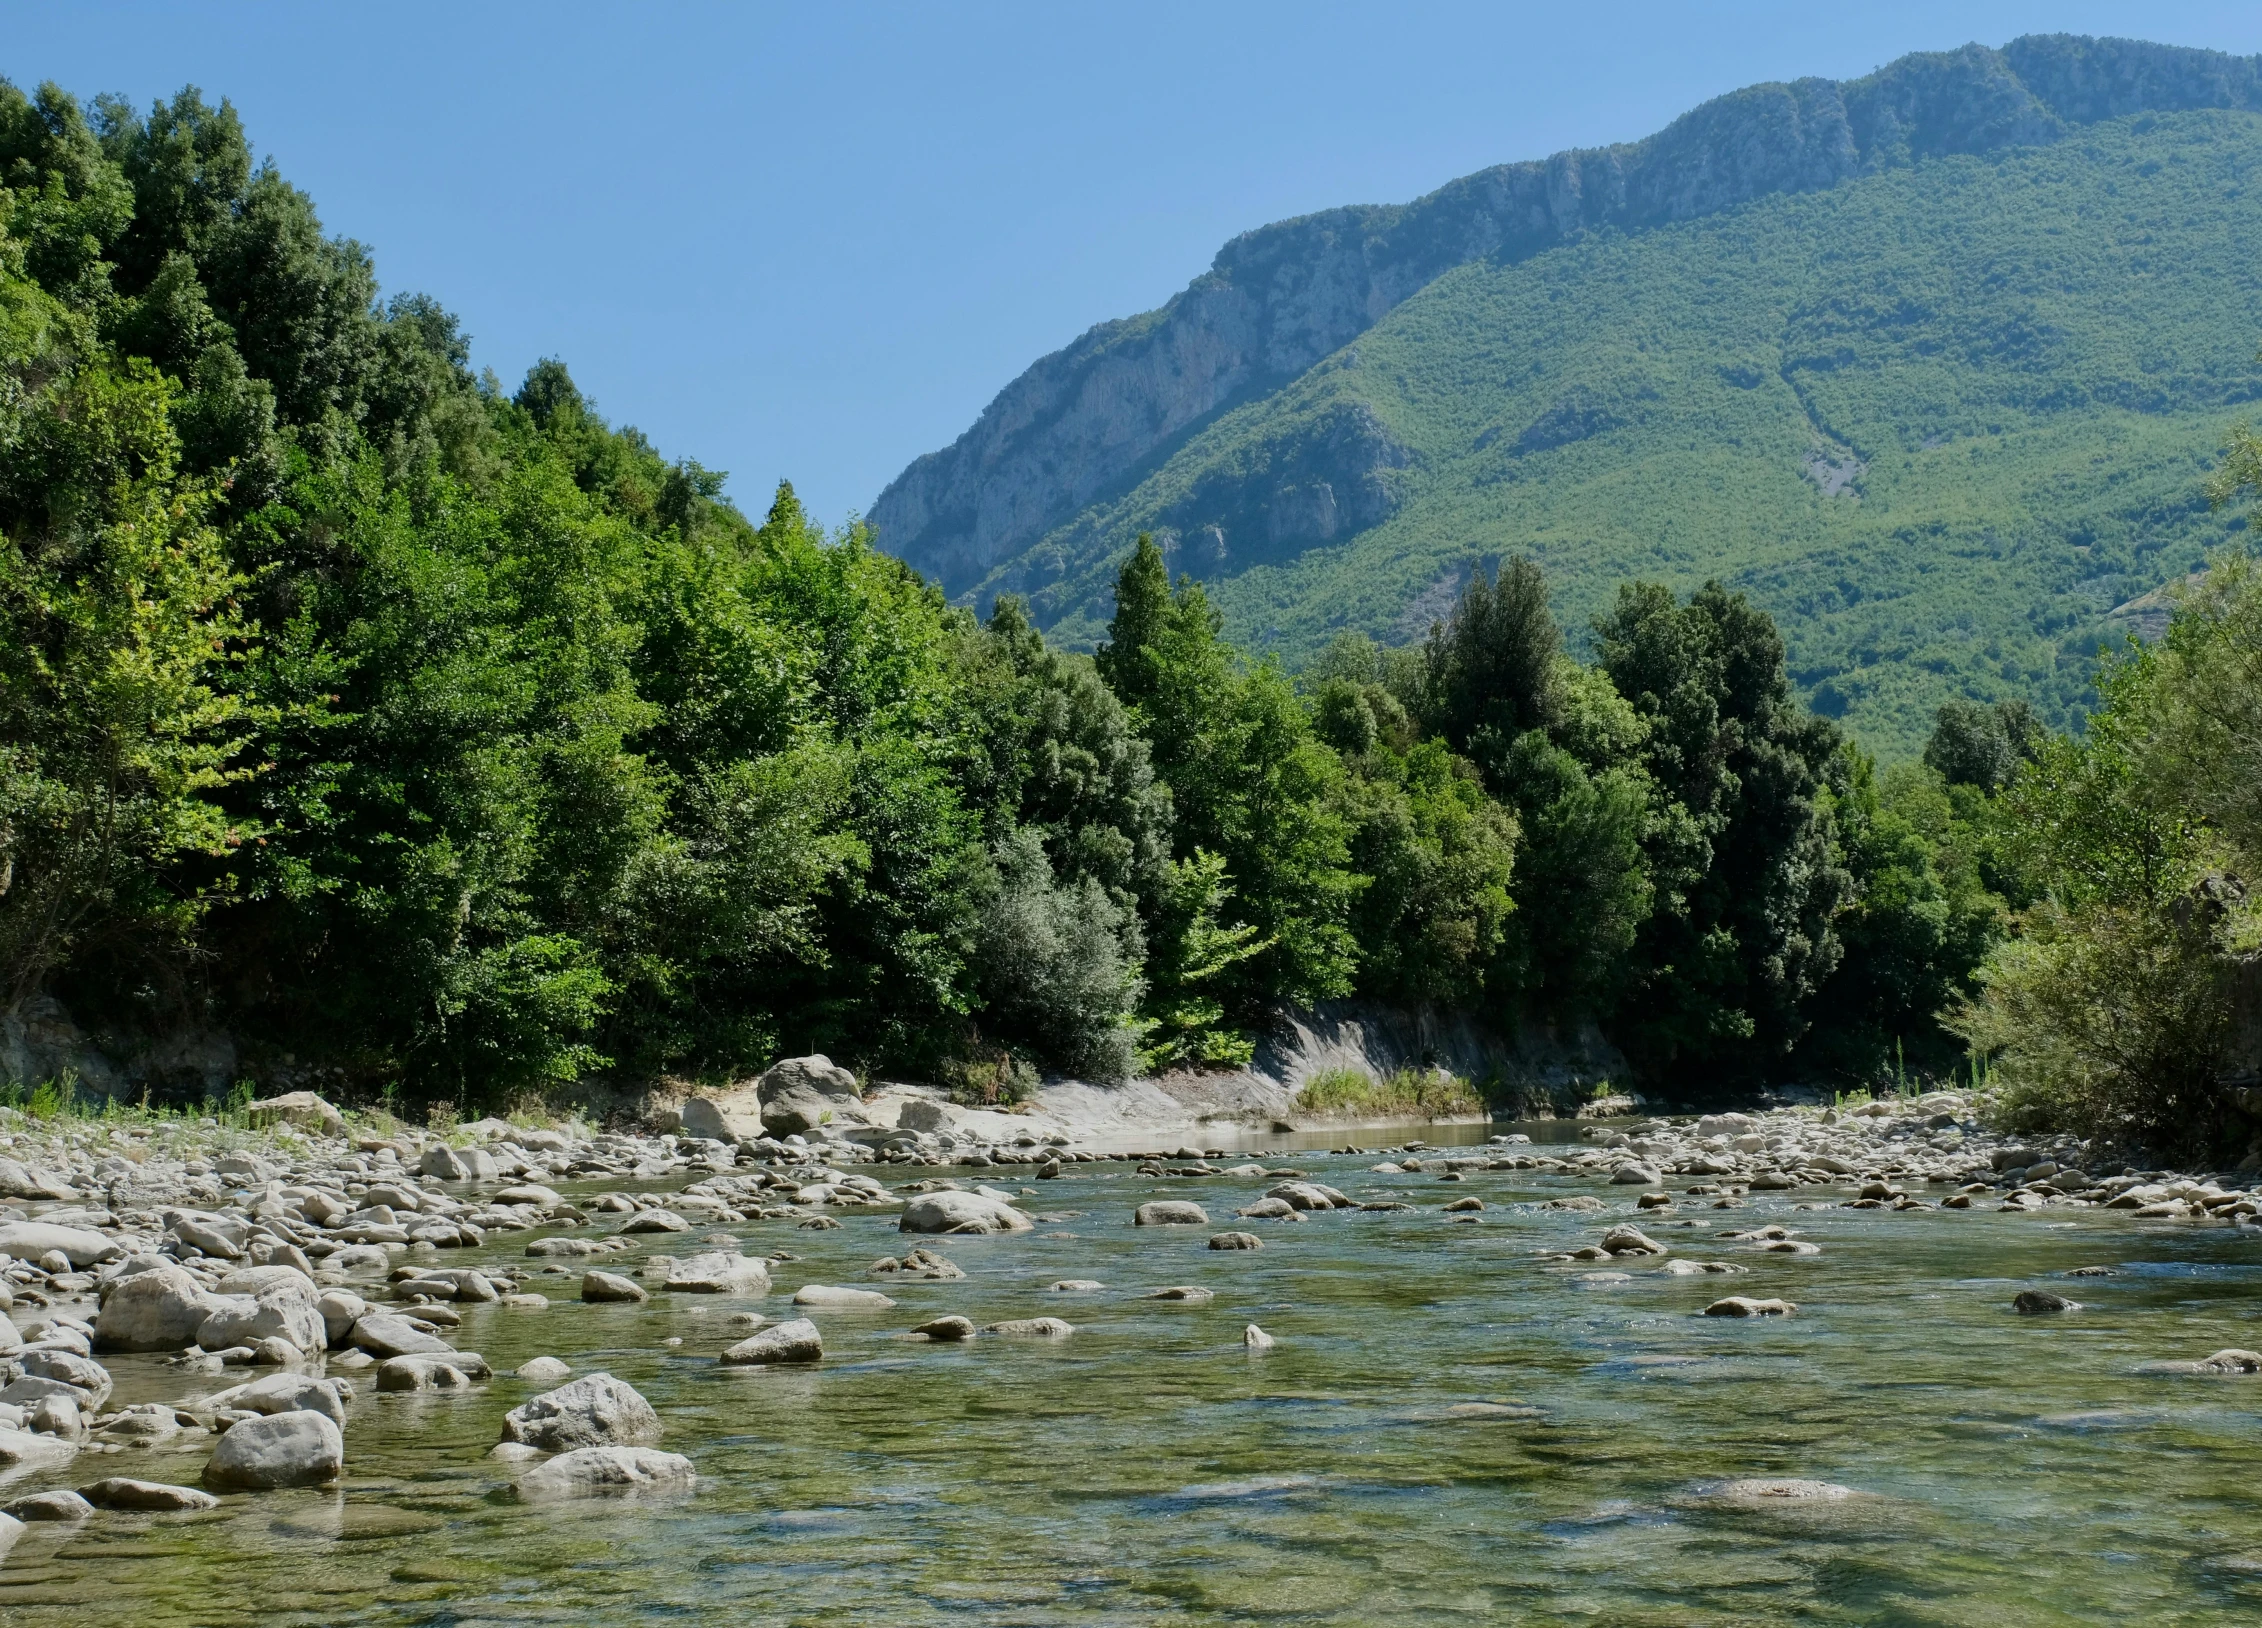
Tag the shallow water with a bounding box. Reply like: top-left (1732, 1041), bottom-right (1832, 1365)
top-left (11, 1149), bottom-right (2262, 1626)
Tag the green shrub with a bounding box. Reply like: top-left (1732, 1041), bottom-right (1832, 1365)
top-left (1295, 1064), bottom-right (1482, 1120)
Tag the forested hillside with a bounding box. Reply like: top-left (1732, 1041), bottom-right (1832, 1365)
top-left (1, 73), bottom-right (2040, 1111)
top-left (874, 35), bottom-right (2262, 756)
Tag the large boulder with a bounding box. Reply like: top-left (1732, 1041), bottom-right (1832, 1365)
top-left (664, 1252), bottom-right (771, 1295)
top-left (499, 1373), bottom-right (662, 1452)
top-left (0, 1159), bottom-right (73, 1201)
top-left (677, 1093), bottom-right (759, 1142)
top-left (420, 1144), bottom-right (498, 1182)
top-left (581, 1270), bottom-right (648, 1304)
top-left (317, 1289), bottom-right (368, 1348)
top-left (896, 1097), bottom-right (952, 1133)
top-left (517, 1445), bottom-right (695, 1499)
top-left (197, 1281), bottom-right (326, 1356)
top-left (95, 1263), bottom-right (211, 1352)
top-left (204, 1410), bottom-right (343, 1490)
top-left (246, 1091), bottom-right (345, 1138)
top-left (0, 1221), bottom-right (120, 1269)
top-left (756, 1054), bottom-right (867, 1137)
top-left (898, 1192), bottom-right (1032, 1235)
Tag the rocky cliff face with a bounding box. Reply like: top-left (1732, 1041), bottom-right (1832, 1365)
top-left (871, 34), bottom-right (2262, 599)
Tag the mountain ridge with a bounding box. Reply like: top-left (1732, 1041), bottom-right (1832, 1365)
top-left (872, 32), bottom-right (2262, 642)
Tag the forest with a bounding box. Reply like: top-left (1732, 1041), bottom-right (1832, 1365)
top-left (3, 78), bottom-right (2257, 1159)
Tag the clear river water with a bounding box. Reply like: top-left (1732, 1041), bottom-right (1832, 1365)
top-left (8, 1126), bottom-right (2262, 1625)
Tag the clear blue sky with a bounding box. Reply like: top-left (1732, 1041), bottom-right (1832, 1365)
top-left (9, 2), bottom-right (2262, 528)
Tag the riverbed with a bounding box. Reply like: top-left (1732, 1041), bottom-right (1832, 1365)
top-left (9, 1144), bottom-right (2262, 1625)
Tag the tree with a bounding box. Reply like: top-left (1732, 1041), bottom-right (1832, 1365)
top-left (1595, 580), bottom-right (1850, 1070)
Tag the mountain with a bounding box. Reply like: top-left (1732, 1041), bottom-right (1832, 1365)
top-left (870, 34), bottom-right (2262, 754)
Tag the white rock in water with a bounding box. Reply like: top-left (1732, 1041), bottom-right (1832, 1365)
top-left (349, 1312), bottom-right (456, 1358)
top-left (580, 1271), bottom-right (647, 1304)
top-left (1611, 1163), bottom-right (1662, 1186)
top-left (516, 1356), bottom-right (572, 1384)
top-left (898, 1192), bottom-right (1032, 1235)
top-left (204, 1410), bottom-right (344, 1490)
top-left (201, 1372), bottom-right (350, 1424)
top-left (197, 1282), bottom-right (325, 1356)
top-left (792, 1285), bottom-right (894, 1308)
top-left (1243, 1324), bottom-right (1276, 1351)
top-left (420, 1144), bottom-right (499, 1182)
top-left (983, 1317), bottom-right (1074, 1338)
top-left (79, 1477), bottom-right (218, 1512)
top-left (1134, 1201), bottom-right (1210, 1226)
top-left (317, 1290), bottom-right (368, 1348)
top-left (664, 1252), bottom-right (770, 1295)
top-left (499, 1372), bottom-right (661, 1452)
top-left (0, 1427), bottom-right (76, 1478)
top-left (94, 1264), bottom-right (213, 1352)
top-left (719, 1318), bottom-right (822, 1366)
top-left (517, 1445), bottom-right (695, 1499)
top-left (376, 1353), bottom-right (490, 1391)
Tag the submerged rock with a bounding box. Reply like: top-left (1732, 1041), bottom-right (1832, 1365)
top-left (4, 1489), bottom-right (92, 1521)
top-left (1208, 1232), bottom-right (1264, 1251)
top-left (1703, 1297), bottom-right (1796, 1317)
top-left (79, 1477), bottom-right (218, 1512)
top-left (2014, 1290), bottom-right (2081, 1316)
top-left (899, 1192), bottom-right (1032, 1235)
top-left (792, 1285), bottom-right (894, 1309)
top-left (983, 1317), bottom-right (1073, 1338)
top-left (518, 1445), bottom-right (695, 1500)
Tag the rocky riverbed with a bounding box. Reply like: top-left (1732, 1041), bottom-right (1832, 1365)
top-left (1, 1064), bottom-right (2259, 1623)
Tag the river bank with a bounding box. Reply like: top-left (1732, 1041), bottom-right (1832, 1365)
top-left (3, 1072), bottom-right (2260, 1621)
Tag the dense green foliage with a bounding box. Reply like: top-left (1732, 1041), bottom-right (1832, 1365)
top-left (0, 76), bottom-right (2019, 1108)
top-left (1947, 533), bottom-right (2262, 1160)
top-left (1001, 110), bottom-right (2262, 758)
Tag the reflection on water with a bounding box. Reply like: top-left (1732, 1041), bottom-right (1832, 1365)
top-left (9, 1150), bottom-right (2262, 1625)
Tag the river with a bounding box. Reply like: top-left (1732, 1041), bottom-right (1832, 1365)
top-left (8, 1140), bottom-right (2260, 1624)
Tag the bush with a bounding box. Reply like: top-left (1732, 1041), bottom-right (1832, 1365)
top-left (1295, 1064), bottom-right (1482, 1120)
top-left (973, 827), bottom-right (1142, 1081)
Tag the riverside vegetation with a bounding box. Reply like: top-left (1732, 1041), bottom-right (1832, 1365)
top-left (8, 74), bottom-right (2262, 1174)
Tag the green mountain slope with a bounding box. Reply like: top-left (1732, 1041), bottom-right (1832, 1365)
top-left (880, 41), bottom-right (2262, 757)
